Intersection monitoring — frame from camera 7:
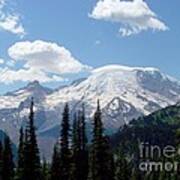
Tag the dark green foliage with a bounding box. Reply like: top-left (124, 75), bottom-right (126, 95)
top-left (42, 157), bottom-right (50, 180)
top-left (115, 147), bottom-right (130, 180)
top-left (79, 105), bottom-right (88, 151)
top-left (77, 107), bottom-right (89, 180)
top-left (0, 98), bottom-right (180, 180)
top-left (100, 136), bottom-right (115, 180)
top-left (70, 108), bottom-right (89, 180)
top-left (2, 136), bottom-right (15, 180)
top-left (0, 141), bottom-right (3, 180)
top-left (50, 145), bottom-right (61, 180)
top-left (70, 113), bottom-right (79, 180)
top-left (59, 103), bottom-right (71, 180)
top-left (16, 127), bottom-right (25, 180)
top-left (23, 98), bottom-right (41, 180)
top-left (111, 104), bottom-right (180, 180)
top-left (89, 100), bottom-right (114, 180)
top-left (131, 168), bottom-right (142, 180)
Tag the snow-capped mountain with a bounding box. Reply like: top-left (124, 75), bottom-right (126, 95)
top-left (0, 65), bottom-right (180, 158)
top-left (44, 65), bottom-right (180, 129)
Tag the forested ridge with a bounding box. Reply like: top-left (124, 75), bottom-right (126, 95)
top-left (0, 99), bottom-right (179, 180)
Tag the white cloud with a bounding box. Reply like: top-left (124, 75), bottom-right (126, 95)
top-left (89, 0), bottom-right (168, 36)
top-left (0, 40), bottom-right (92, 84)
top-left (0, 15), bottom-right (25, 36)
top-left (0, 58), bottom-right (4, 64)
top-left (0, 0), bottom-right (25, 37)
top-left (8, 40), bottom-right (91, 74)
top-left (0, 67), bottom-right (50, 84)
top-left (0, 66), bottom-right (68, 84)
top-left (0, 0), bottom-right (5, 9)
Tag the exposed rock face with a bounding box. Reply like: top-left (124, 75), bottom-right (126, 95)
top-left (0, 65), bottom-right (180, 159)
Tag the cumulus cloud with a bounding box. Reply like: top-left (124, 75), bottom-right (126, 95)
top-left (0, 0), bottom-right (25, 37)
top-left (8, 40), bottom-right (91, 74)
top-left (0, 40), bottom-right (92, 84)
top-left (89, 0), bottom-right (168, 36)
top-left (0, 67), bottom-right (54, 84)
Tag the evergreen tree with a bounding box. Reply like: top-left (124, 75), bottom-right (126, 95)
top-left (50, 145), bottom-right (61, 180)
top-left (70, 113), bottom-right (79, 180)
top-left (77, 106), bottom-right (89, 180)
top-left (59, 103), bottom-right (71, 180)
top-left (101, 136), bottom-right (115, 180)
top-left (89, 100), bottom-right (114, 180)
top-left (70, 106), bottom-right (89, 180)
top-left (115, 147), bottom-right (131, 180)
top-left (79, 105), bottom-right (88, 150)
top-left (16, 127), bottom-right (25, 180)
top-left (42, 157), bottom-right (50, 180)
top-left (131, 168), bottom-right (143, 180)
top-left (2, 136), bottom-right (15, 180)
top-left (0, 141), bottom-right (3, 180)
top-left (174, 129), bottom-right (180, 180)
top-left (24, 98), bottom-right (41, 180)
top-left (159, 171), bottom-right (166, 180)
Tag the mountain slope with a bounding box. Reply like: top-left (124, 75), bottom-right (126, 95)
top-left (0, 64), bottom-right (180, 158)
top-left (44, 65), bottom-right (180, 130)
top-left (0, 81), bottom-right (52, 144)
top-left (110, 104), bottom-right (180, 179)
top-left (111, 104), bottom-right (180, 147)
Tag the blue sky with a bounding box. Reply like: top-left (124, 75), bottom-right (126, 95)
top-left (0, 0), bottom-right (180, 94)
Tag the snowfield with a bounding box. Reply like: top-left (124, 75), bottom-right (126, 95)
top-left (0, 65), bottom-right (180, 159)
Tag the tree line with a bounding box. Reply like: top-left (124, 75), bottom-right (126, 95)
top-left (0, 98), bottom-right (179, 180)
top-left (0, 99), bottom-right (117, 180)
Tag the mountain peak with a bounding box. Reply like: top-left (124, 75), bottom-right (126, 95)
top-left (26, 80), bottom-right (41, 89)
top-left (1, 64), bottom-right (180, 159)
top-left (25, 81), bottom-right (53, 95)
